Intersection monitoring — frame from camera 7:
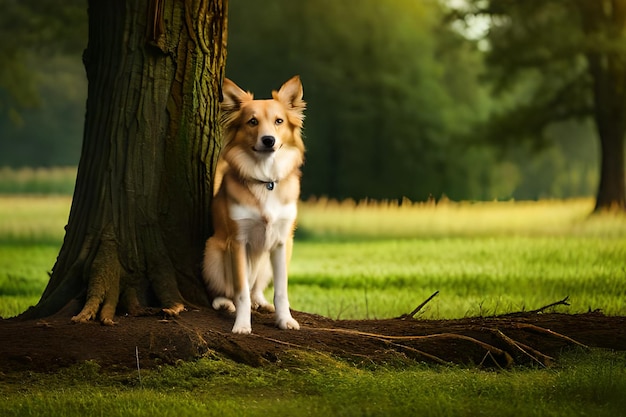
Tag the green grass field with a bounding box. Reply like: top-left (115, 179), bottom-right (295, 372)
top-left (1, 194), bottom-right (625, 416)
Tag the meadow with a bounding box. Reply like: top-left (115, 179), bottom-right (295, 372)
top-left (1, 191), bottom-right (626, 416)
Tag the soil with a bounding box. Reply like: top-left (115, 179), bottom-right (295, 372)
top-left (2, 304), bottom-right (625, 372)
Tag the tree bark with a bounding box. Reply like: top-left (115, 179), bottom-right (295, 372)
top-left (579, 0), bottom-right (626, 211)
top-left (22, 0), bottom-right (228, 323)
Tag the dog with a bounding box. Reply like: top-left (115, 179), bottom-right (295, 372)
top-left (202, 76), bottom-right (305, 334)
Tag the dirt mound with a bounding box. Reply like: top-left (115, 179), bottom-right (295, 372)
top-left (2, 306), bottom-right (625, 372)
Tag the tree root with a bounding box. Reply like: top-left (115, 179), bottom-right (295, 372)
top-left (512, 323), bottom-right (589, 349)
top-left (71, 229), bottom-right (121, 326)
top-left (306, 327), bottom-right (514, 367)
top-left (490, 329), bottom-right (553, 367)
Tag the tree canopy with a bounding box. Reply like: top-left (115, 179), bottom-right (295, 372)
top-left (451, 0), bottom-right (626, 210)
top-left (0, 0), bottom-right (608, 203)
top-left (226, 0), bottom-right (494, 201)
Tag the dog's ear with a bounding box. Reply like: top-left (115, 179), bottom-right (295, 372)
top-left (274, 76), bottom-right (306, 117)
top-left (221, 78), bottom-right (253, 112)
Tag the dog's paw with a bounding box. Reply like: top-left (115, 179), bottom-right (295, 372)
top-left (254, 303), bottom-right (276, 313)
top-left (212, 297), bottom-right (236, 313)
top-left (231, 324), bottom-right (252, 334)
top-left (276, 316), bottom-right (300, 330)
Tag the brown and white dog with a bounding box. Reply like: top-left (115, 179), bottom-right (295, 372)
top-left (202, 76), bottom-right (305, 334)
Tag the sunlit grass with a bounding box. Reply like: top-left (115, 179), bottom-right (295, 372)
top-left (290, 197), bottom-right (626, 319)
top-left (0, 195), bottom-right (71, 245)
top-left (288, 236), bottom-right (626, 319)
top-left (1, 194), bottom-right (626, 416)
top-left (0, 245), bottom-right (59, 317)
top-left (297, 196), bottom-right (626, 239)
top-left (0, 166), bottom-right (76, 195)
top-left (1, 195), bottom-right (625, 319)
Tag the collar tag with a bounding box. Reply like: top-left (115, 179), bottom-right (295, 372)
top-left (266, 182), bottom-right (275, 191)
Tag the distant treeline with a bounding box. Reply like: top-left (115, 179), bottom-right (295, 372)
top-left (0, 0), bottom-right (599, 201)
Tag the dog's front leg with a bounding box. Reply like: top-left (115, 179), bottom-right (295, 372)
top-left (271, 242), bottom-right (300, 330)
top-left (231, 241), bottom-right (252, 334)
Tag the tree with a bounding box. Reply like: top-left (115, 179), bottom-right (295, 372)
top-left (22, 0), bottom-right (228, 323)
top-left (451, 0), bottom-right (626, 211)
top-left (226, 0), bottom-right (494, 201)
top-left (0, 0), bottom-right (86, 123)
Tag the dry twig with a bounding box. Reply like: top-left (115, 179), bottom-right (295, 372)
top-left (401, 291), bottom-right (440, 319)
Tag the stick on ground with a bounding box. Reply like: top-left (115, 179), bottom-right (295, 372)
top-left (403, 291), bottom-right (440, 319)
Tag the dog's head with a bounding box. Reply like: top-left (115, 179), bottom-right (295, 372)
top-left (220, 76), bottom-right (306, 156)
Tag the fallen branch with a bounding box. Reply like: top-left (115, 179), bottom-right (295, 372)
top-left (528, 296), bottom-right (571, 314)
top-left (501, 296), bottom-right (571, 317)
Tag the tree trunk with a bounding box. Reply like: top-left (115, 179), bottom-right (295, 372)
top-left (595, 123), bottom-right (626, 211)
top-left (579, 0), bottom-right (626, 211)
top-left (21, 0), bottom-right (228, 323)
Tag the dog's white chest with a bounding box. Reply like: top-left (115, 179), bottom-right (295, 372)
top-left (229, 196), bottom-right (297, 252)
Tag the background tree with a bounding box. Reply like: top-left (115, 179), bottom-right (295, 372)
top-left (225, 0), bottom-right (495, 201)
top-left (0, 0), bottom-right (85, 122)
top-left (22, 0), bottom-right (227, 323)
top-left (1, 0), bottom-right (606, 203)
top-left (0, 0), bottom-right (86, 166)
top-left (452, 0), bottom-right (626, 211)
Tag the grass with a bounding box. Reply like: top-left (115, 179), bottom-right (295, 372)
top-left (0, 195), bottom-right (71, 245)
top-left (289, 236), bottom-right (626, 319)
top-left (2, 196), bottom-right (625, 319)
top-left (0, 195), bottom-right (71, 317)
top-left (290, 197), bottom-right (626, 319)
top-left (297, 196), bottom-right (625, 238)
top-left (1, 350), bottom-right (625, 417)
top-left (1, 192), bottom-right (625, 416)
top-left (0, 166), bottom-right (76, 195)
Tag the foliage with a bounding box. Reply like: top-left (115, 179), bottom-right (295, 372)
top-left (451, 0), bottom-right (589, 144)
top-left (226, 0), bottom-right (494, 201)
top-left (0, 0), bottom-right (87, 167)
top-left (449, 0), bottom-right (626, 209)
top-left (0, 3), bottom-right (606, 201)
top-left (0, 0), bottom-right (86, 122)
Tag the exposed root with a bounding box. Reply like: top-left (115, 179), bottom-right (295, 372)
top-left (162, 303), bottom-right (186, 317)
top-left (310, 327), bottom-right (514, 367)
top-left (146, 235), bottom-right (187, 317)
top-left (513, 323), bottom-right (589, 349)
top-left (491, 329), bottom-right (552, 368)
top-left (71, 229), bottom-right (121, 325)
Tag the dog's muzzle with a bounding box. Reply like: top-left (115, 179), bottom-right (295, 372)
top-left (254, 136), bottom-right (276, 153)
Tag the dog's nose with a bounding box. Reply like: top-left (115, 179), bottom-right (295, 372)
top-left (261, 136), bottom-right (275, 148)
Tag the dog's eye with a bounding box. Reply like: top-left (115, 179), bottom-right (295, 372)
top-left (275, 118), bottom-right (284, 125)
top-left (248, 117), bottom-right (258, 126)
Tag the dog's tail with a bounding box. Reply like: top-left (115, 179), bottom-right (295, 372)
top-left (202, 237), bottom-right (235, 301)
